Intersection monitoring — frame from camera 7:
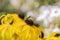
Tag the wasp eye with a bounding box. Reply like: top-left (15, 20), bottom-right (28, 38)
top-left (25, 19), bottom-right (33, 26)
top-left (54, 34), bottom-right (60, 37)
top-left (18, 13), bottom-right (25, 19)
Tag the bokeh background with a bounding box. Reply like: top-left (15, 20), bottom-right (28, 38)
top-left (0, 0), bottom-right (60, 12)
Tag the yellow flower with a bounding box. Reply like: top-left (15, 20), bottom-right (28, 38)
top-left (0, 13), bottom-right (44, 40)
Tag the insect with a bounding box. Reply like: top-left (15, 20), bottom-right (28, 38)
top-left (25, 16), bottom-right (34, 26)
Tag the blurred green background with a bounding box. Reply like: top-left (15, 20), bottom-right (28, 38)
top-left (0, 0), bottom-right (60, 13)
